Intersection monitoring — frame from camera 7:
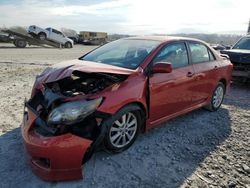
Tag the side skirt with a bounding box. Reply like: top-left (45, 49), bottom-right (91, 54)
top-left (146, 101), bottom-right (209, 130)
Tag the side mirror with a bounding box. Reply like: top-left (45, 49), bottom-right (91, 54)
top-left (152, 62), bottom-right (172, 73)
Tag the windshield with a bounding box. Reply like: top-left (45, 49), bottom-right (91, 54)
top-left (80, 39), bottom-right (161, 69)
top-left (233, 37), bottom-right (250, 50)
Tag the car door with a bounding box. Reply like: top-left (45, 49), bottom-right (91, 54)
top-left (46, 28), bottom-right (55, 41)
top-left (187, 42), bottom-right (220, 104)
top-left (56, 30), bottom-right (66, 44)
top-left (50, 29), bottom-right (63, 44)
top-left (149, 42), bottom-right (195, 124)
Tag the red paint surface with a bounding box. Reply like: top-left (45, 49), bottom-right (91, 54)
top-left (21, 110), bottom-right (92, 181)
top-left (22, 37), bottom-right (233, 181)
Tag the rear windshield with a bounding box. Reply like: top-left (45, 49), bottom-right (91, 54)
top-left (233, 37), bottom-right (250, 50)
top-left (80, 39), bottom-right (160, 69)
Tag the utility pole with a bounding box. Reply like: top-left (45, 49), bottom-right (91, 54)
top-left (248, 18), bottom-right (250, 34)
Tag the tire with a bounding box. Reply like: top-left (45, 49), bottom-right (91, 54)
top-left (205, 82), bottom-right (225, 111)
top-left (104, 105), bottom-right (142, 153)
top-left (38, 32), bottom-right (46, 40)
top-left (14, 39), bottom-right (27, 48)
top-left (65, 42), bottom-right (72, 48)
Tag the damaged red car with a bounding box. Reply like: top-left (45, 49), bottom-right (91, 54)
top-left (21, 36), bottom-right (233, 181)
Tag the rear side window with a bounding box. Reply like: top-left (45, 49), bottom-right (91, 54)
top-left (189, 43), bottom-right (210, 64)
top-left (152, 42), bottom-right (189, 69)
top-left (52, 29), bottom-right (63, 35)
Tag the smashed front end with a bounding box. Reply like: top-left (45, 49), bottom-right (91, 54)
top-left (221, 50), bottom-right (250, 80)
top-left (21, 68), bottom-right (127, 181)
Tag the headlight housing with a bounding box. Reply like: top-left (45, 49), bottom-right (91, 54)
top-left (48, 97), bottom-right (103, 125)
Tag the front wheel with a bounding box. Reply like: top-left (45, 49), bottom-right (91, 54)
top-left (205, 82), bottom-right (225, 111)
top-left (104, 106), bottom-right (141, 153)
top-left (38, 32), bottom-right (46, 40)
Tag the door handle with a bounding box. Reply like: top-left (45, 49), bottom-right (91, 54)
top-left (187, 72), bottom-right (194, 77)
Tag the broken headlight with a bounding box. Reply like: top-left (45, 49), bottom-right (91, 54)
top-left (48, 97), bottom-right (103, 125)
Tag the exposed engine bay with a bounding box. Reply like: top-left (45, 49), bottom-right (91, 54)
top-left (46, 71), bottom-right (127, 97)
top-left (27, 71), bottom-right (127, 143)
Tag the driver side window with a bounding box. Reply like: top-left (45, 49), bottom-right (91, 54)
top-left (152, 43), bottom-right (189, 69)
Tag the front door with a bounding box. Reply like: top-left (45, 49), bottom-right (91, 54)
top-left (51, 29), bottom-right (64, 44)
top-left (149, 42), bottom-right (195, 125)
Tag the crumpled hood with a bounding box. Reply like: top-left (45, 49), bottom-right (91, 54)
top-left (38, 59), bottom-right (136, 84)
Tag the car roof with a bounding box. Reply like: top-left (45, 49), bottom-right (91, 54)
top-left (124, 35), bottom-right (205, 43)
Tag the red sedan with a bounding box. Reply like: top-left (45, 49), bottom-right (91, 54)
top-left (21, 36), bottom-right (233, 181)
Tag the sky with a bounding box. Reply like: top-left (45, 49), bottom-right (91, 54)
top-left (0, 0), bottom-right (249, 35)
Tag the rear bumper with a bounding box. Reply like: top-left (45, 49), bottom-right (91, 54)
top-left (21, 110), bottom-right (92, 181)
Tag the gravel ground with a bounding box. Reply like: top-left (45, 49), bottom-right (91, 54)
top-left (0, 43), bottom-right (249, 188)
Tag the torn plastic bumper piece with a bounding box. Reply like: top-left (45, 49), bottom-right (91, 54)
top-left (21, 109), bottom-right (92, 181)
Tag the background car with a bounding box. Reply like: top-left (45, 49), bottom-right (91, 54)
top-left (21, 36), bottom-right (233, 181)
top-left (0, 32), bottom-right (12, 42)
top-left (221, 34), bottom-right (250, 81)
top-left (27, 25), bottom-right (74, 48)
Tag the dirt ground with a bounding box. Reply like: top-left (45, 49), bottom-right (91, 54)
top-left (0, 43), bottom-right (249, 188)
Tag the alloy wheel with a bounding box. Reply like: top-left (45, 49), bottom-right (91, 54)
top-left (213, 85), bottom-right (224, 108)
top-left (109, 112), bottom-right (138, 148)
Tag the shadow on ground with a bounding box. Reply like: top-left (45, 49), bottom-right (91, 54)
top-left (0, 104), bottom-right (232, 188)
top-left (224, 82), bottom-right (250, 110)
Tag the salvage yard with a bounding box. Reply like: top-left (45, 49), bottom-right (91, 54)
top-left (0, 43), bottom-right (249, 188)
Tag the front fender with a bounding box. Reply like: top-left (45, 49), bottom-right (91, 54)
top-left (97, 74), bottom-right (148, 115)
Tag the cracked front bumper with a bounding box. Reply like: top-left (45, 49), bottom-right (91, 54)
top-left (21, 109), bottom-right (92, 181)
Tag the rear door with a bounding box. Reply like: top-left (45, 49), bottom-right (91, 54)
top-left (149, 42), bottom-right (195, 124)
top-left (187, 42), bottom-right (220, 104)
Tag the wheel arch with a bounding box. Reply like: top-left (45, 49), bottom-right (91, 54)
top-left (38, 32), bottom-right (47, 37)
top-left (218, 78), bottom-right (227, 87)
top-left (116, 102), bottom-right (147, 133)
top-left (218, 77), bottom-right (229, 94)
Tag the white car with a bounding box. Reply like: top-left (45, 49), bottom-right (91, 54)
top-left (28, 25), bottom-right (74, 48)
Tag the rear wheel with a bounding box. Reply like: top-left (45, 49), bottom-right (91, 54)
top-left (14, 39), bottom-right (27, 48)
top-left (206, 82), bottom-right (225, 111)
top-left (65, 42), bottom-right (72, 48)
top-left (104, 105), bottom-right (141, 153)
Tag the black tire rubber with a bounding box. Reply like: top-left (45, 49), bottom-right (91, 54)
top-left (38, 32), bottom-right (46, 40)
top-left (15, 39), bottom-right (27, 48)
top-left (103, 104), bottom-right (142, 153)
top-left (65, 42), bottom-right (72, 48)
top-left (205, 82), bottom-right (225, 112)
